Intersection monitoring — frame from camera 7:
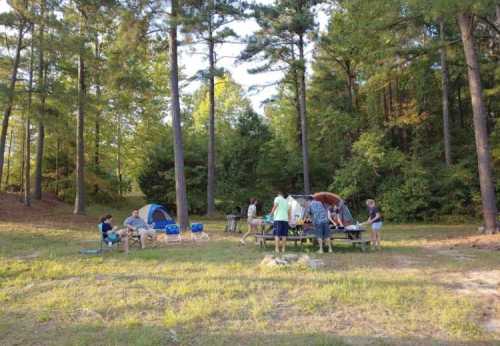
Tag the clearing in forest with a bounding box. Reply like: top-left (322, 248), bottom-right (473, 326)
top-left (0, 195), bottom-right (499, 345)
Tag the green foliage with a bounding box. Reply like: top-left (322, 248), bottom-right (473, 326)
top-left (0, 0), bottom-right (498, 223)
top-left (331, 130), bottom-right (481, 222)
top-left (138, 90), bottom-right (271, 214)
top-left (379, 162), bottom-right (432, 222)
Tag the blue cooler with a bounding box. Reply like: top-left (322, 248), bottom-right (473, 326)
top-left (191, 223), bottom-right (203, 233)
top-left (153, 219), bottom-right (175, 230)
top-left (165, 224), bottom-right (180, 235)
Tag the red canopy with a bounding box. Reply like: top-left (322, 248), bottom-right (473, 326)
top-left (312, 192), bottom-right (343, 206)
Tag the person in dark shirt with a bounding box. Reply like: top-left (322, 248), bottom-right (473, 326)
top-left (328, 205), bottom-right (344, 228)
top-left (99, 214), bottom-right (129, 253)
top-left (364, 199), bottom-right (383, 250)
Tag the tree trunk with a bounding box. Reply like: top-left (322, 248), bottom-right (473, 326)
top-left (34, 2), bottom-right (45, 200)
top-left (344, 61), bottom-right (357, 112)
top-left (33, 125), bottom-right (44, 199)
top-left (457, 83), bottom-right (465, 128)
top-left (395, 76), bottom-right (407, 152)
top-left (351, 72), bottom-right (359, 111)
top-left (94, 33), bottom-right (101, 195)
top-left (19, 121), bottom-right (24, 195)
top-left (347, 74), bottom-right (354, 112)
top-left (33, 126), bottom-right (44, 199)
top-left (297, 33), bottom-right (310, 194)
top-left (290, 43), bottom-right (302, 148)
top-left (206, 7), bottom-right (216, 216)
top-left (55, 137), bottom-right (60, 196)
top-left (117, 113), bottom-right (122, 197)
top-left (492, 4), bottom-right (500, 46)
top-left (24, 37), bottom-right (34, 206)
top-left (5, 129), bottom-right (13, 188)
top-left (440, 19), bottom-right (452, 166)
top-left (458, 13), bottom-right (498, 234)
top-left (74, 25), bottom-right (86, 215)
top-left (497, 4), bottom-right (500, 32)
top-left (169, 0), bottom-right (189, 230)
top-left (94, 33), bottom-right (101, 170)
top-left (0, 23), bottom-right (24, 189)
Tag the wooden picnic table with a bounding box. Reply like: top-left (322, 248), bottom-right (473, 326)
top-left (255, 224), bottom-right (370, 251)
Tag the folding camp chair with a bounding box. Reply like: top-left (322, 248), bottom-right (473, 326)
top-left (165, 224), bottom-right (182, 243)
top-left (126, 226), bottom-right (158, 248)
top-left (79, 224), bottom-right (120, 255)
top-left (127, 227), bottom-right (142, 248)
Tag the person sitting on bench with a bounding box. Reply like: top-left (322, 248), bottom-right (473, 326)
top-left (123, 209), bottom-right (156, 249)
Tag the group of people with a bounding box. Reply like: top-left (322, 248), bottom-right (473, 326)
top-left (241, 192), bottom-right (383, 254)
top-left (98, 209), bottom-right (157, 254)
top-left (100, 194), bottom-right (383, 255)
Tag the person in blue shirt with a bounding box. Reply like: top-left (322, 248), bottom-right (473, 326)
top-left (306, 198), bottom-right (333, 254)
top-left (123, 209), bottom-right (156, 249)
top-left (99, 214), bottom-right (129, 253)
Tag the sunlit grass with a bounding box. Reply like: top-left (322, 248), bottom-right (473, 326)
top-left (0, 219), bottom-right (498, 345)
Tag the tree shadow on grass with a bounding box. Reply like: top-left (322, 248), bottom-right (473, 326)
top-left (184, 332), bottom-right (498, 346)
top-left (0, 316), bottom-right (497, 346)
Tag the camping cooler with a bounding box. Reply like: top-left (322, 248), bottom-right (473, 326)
top-left (165, 224), bottom-right (180, 235)
top-left (191, 223), bottom-right (203, 233)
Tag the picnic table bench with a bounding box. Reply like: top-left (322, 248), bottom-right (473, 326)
top-left (255, 232), bottom-right (316, 248)
top-left (330, 231), bottom-right (370, 251)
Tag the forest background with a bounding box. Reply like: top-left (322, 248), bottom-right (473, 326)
top-left (0, 0), bottom-right (498, 226)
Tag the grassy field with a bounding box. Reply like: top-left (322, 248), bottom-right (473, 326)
top-left (0, 200), bottom-right (499, 345)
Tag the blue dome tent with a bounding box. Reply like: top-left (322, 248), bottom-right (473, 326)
top-left (138, 204), bottom-right (175, 230)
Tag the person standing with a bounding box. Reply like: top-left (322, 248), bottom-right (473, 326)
top-left (269, 192), bottom-right (291, 254)
top-left (240, 198), bottom-right (262, 245)
top-left (365, 199), bottom-right (383, 250)
top-left (328, 205), bottom-right (344, 228)
top-left (307, 198), bottom-right (333, 253)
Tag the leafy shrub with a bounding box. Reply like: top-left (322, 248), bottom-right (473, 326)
top-left (379, 162), bottom-right (432, 222)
